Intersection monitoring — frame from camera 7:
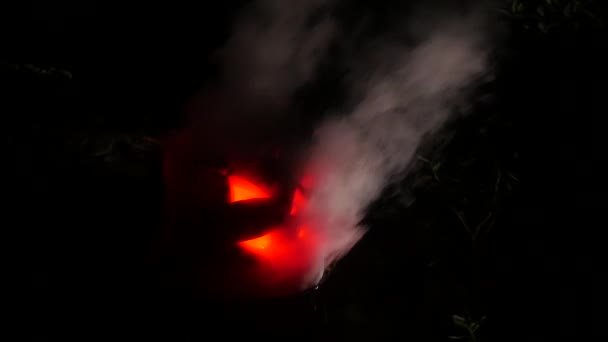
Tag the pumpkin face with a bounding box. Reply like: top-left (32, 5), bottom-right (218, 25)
top-left (160, 126), bottom-right (322, 298)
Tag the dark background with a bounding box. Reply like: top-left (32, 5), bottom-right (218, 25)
top-left (3, 1), bottom-right (607, 340)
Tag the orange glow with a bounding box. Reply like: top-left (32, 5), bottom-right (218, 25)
top-left (237, 224), bottom-right (319, 296)
top-left (238, 178), bottom-right (313, 257)
top-left (237, 228), bottom-right (287, 261)
top-left (228, 176), bottom-right (270, 203)
top-left (239, 225), bottom-right (310, 254)
top-left (290, 188), bottom-right (306, 215)
top-left (237, 226), bottom-right (314, 262)
top-left (235, 175), bottom-right (321, 295)
top-left (238, 233), bottom-right (273, 251)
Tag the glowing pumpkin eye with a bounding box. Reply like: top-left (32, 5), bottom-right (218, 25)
top-left (290, 188), bottom-right (306, 215)
top-left (238, 232), bottom-right (274, 251)
top-left (227, 176), bottom-right (271, 203)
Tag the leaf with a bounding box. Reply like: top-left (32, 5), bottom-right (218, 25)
top-left (59, 69), bottom-right (73, 79)
top-left (505, 171), bottom-right (520, 183)
top-left (537, 6), bottom-right (545, 17)
top-left (496, 8), bottom-right (512, 17)
top-left (564, 3), bottom-right (572, 17)
top-left (417, 155), bottom-right (431, 164)
top-left (581, 8), bottom-right (596, 20)
top-left (511, 0), bottom-right (519, 13)
top-left (453, 315), bottom-right (467, 328)
top-left (453, 314), bottom-right (466, 323)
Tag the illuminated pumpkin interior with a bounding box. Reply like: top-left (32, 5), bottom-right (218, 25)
top-left (290, 188), bottom-right (305, 215)
top-left (238, 229), bottom-right (279, 254)
top-left (237, 224), bottom-right (314, 268)
top-left (227, 175), bottom-right (271, 203)
top-left (235, 176), bottom-right (312, 261)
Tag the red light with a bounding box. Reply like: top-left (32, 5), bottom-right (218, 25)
top-left (227, 176), bottom-right (270, 203)
top-left (237, 178), bottom-right (313, 257)
top-left (238, 232), bottom-right (274, 252)
top-left (300, 174), bottom-right (313, 190)
top-left (238, 230), bottom-right (283, 259)
top-left (238, 225), bottom-right (310, 256)
top-left (289, 188), bottom-right (306, 215)
top-left (235, 175), bottom-right (322, 294)
top-left (237, 225), bottom-right (315, 271)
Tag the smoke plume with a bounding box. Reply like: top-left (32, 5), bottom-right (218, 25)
top-left (201, 0), bottom-right (496, 292)
top-left (220, 0), bottom-right (336, 105)
top-left (302, 10), bottom-right (493, 277)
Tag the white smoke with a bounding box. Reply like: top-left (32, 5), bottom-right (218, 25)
top-left (302, 11), bottom-right (493, 273)
top-left (221, 0), bottom-right (336, 104)
top-left (220, 0), bottom-right (495, 290)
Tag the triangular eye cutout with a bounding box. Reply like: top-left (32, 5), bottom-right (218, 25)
top-left (228, 176), bottom-right (271, 203)
top-left (290, 188), bottom-right (306, 215)
top-left (238, 232), bottom-right (273, 251)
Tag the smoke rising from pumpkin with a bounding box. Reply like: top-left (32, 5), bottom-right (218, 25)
top-left (220, 0), bottom-right (336, 105)
top-left (303, 13), bottom-right (493, 276)
top-left (209, 0), bottom-right (495, 291)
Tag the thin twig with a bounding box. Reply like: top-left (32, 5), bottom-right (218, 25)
top-left (452, 209), bottom-right (472, 236)
top-left (473, 212), bottom-right (493, 240)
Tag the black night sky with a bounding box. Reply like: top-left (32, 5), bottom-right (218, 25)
top-left (3, 1), bottom-right (607, 341)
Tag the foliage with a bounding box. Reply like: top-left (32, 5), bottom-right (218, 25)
top-left (2, 62), bottom-right (72, 80)
top-left (450, 315), bottom-right (487, 342)
top-left (504, 0), bottom-right (604, 34)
